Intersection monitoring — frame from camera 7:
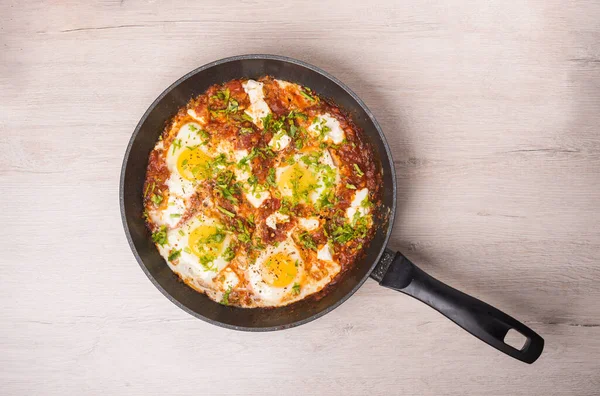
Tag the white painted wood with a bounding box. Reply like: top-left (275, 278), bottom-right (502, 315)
top-left (1, 0), bottom-right (600, 394)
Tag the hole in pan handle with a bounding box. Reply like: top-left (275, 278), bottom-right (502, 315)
top-left (370, 249), bottom-right (544, 364)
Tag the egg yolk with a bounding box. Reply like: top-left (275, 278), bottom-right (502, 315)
top-left (177, 148), bottom-right (211, 181)
top-left (277, 163), bottom-right (317, 201)
top-left (262, 252), bottom-right (298, 287)
top-left (188, 225), bottom-right (226, 260)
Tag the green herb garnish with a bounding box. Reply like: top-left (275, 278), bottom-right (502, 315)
top-left (151, 193), bottom-right (163, 206)
top-left (223, 245), bottom-right (236, 262)
top-left (292, 283), bottom-right (301, 295)
top-left (151, 226), bottom-right (168, 245)
top-left (215, 170), bottom-right (241, 204)
top-left (299, 87), bottom-right (316, 102)
top-left (217, 205), bottom-right (235, 218)
top-left (353, 164), bottom-right (364, 177)
top-left (168, 249), bottom-right (181, 261)
top-left (266, 167), bottom-right (276, 187)
top-left (298, 232), bottom-right (317, 251)
top-left (171, 139), bottom-right (182, 154)
top-left (221, 285), bottom-right (233, 305)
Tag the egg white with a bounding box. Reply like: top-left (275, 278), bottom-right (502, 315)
top-left (242, 79), bottom-right (271, 128)
top-left (159, 215), bottom-right (234, 285)
top-left (346, 188), bottom-right (370, 222)
top-left (248, 240), bottom-right (304, 306)
top-left (308, 113), bottom-right (345, 144)
top-left (265, 212), bottom-right (290, 230)
top-left (297, 217), bottom-right (320, 231)
top-left (268, 130), bottom-right (291, 151)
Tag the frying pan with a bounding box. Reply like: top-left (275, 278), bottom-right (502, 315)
top-left (120, 54), bottom-right (544, 364)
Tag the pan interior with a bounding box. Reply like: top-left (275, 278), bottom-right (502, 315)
top-left (120, 55), bottom-right (396, 330)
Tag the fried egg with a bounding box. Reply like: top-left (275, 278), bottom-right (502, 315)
top-left (248, 240), bottom-right (304, 305)
top-left (149, 122), bottom-right (213, 227)
top-left (275, 149), bottom-right (339, 206)
top-left (160, 215), bottom-right (234, 285)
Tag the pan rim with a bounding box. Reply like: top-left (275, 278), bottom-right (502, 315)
top-left (119, 54), bottom-right (397, 331)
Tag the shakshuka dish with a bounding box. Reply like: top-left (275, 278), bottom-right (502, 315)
top-left (143, 77), bottom-right (382, 308)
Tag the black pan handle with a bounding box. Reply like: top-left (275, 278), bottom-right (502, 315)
top-left (371, 249), bottom-right (544, 363)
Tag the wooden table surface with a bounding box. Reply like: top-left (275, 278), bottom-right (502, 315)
top-left (2, 1), bottom-right (600, 395)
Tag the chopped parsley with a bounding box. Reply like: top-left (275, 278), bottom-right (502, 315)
top-left (299, 87), bottom-right (316, 102)
top-left (233, 219), bottom-right (252, 244)
top-left (286, 156), bottom-right (296, 165)
top-left (237, 148), bottom-right (258, 172)
top-left (215, 170), bottom-right (241, 204)
top-left (279, 198), bottom-right (293, 215)
top-left (300, 151), bottom-right (322, 166)
top-left (209, 88), bottom-right (240, 118)
top-left (198, 255), bottom-right (218, 272)
top-left (246, 174), bottom-right (261, 194)
top-left (202, 227), bottom-right (226, 244)
top-left (298, 232), bottom-right (317, 251)
top-left (145, 181), bottom-right (155, 197)
top-left (223, 245), bottom-right (236, 262)
top-left (151, 226), bottom-right (168, 246)
top-left (292, 283), bottom-right (301, 295)
top-left (198, 129), bottom-right (210, 143)
top-left (217, 205), bottom-right (235, 218)
top-left (171, 139), bottom-right (182, 154)
top-left (151, 193), bottom-right (163, 206)
top-left (346, 184), bottom-right (357, 190)
top-left (330, 215), bottom-right (369, 245)
top-left (353, 164), bottom-right (364, 177)
top-left (316, 191), bottom-right (335, 210)
top-left (289, 124), bottom-right (298, 138)
top-left (227, 98), bottom-right (239, 113)
top-left (287, 110), bottom-right (308, 121)
top-left (258, 146), bottom-right (276, 159)
top-left (168, 249), bottom-right (181, 261)
top-left (220, 285), bottom-right (233, 305)
top-left (266, 167), bottom-right (276, 187)
top-left (312, 117), bottom-right (331, 139)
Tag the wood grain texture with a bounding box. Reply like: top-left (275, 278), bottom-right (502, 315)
top-left (1, 0), bottom-right (600, 394)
